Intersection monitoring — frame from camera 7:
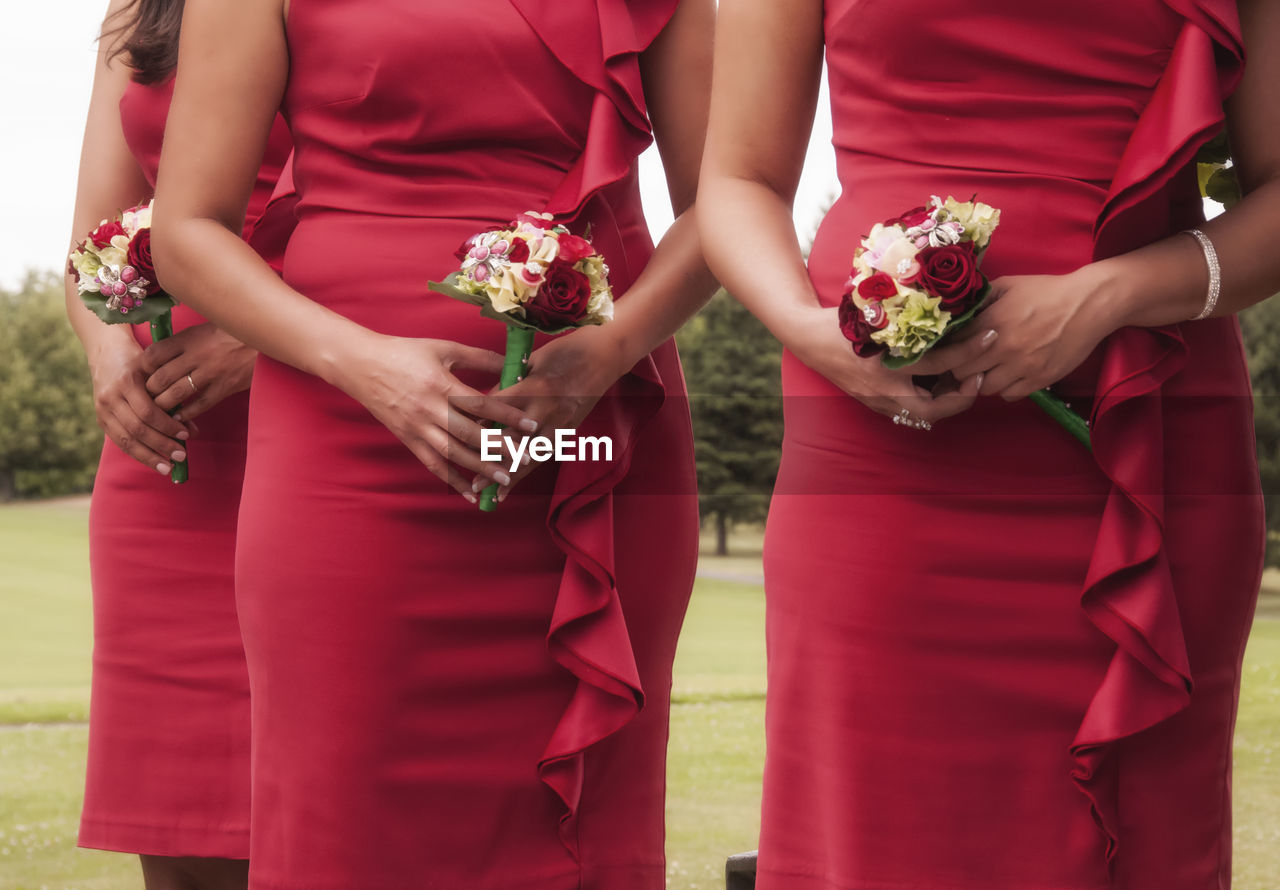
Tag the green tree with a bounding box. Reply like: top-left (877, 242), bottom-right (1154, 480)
top-left (677, 289), bottom-right (783, 556)
top-left (0, 271), bottom-right (100, 500)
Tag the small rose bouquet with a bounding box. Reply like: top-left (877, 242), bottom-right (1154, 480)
top-left (69, 200), bottom-right (188, 482)
top-left (838, 195), bottom-right (1090, 447)
top-left (429, 211), bottom-right (614, 510)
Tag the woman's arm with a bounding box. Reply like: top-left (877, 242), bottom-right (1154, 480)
top-left (477, 0), bottom-right (721, 497)
top-left (605, 0), bottom-right (720, 364)
top-left (696, 0), bottom-right (992, 425)
top-left (936, 0), bottom-right (1280, 399)
top-left (65, 0), bottom-right (190, 475)
top-left (151, 0), bottom-right (533, 501)
top-left (1107, 0), bottom-right (1280, 325)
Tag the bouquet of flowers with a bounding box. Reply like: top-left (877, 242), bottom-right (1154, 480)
top-left (838, 195), bottom-right (1090, 447)
top-left (429, 211), bottom-right (614, 511)
top-left (69, 201), bottom-right (188, 483)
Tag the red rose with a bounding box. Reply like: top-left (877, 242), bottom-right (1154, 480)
top-left (125, 228), bottom-right (158, 290)
top-left (89, 220), bottom-right (126, 248)
top-left (555, 233), bottom-right (594, 264)
top-left (916, 244), bottom-right (984, 310)
top-left (895, 205), bottom-right (932, 229)
top-left (506, 239), bottom-right (530, 263)
top-left (525, 261), bottom-right (592, 328)
top-left (857, 272), bottom-right (898, 302)
top-left (838, 291), bottom-right (887, 358)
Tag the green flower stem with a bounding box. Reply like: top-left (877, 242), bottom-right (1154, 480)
top-left (1028, 388), bottom-right (1092, 451)
top-left (479, 324), bottom-right (535, 512)
top-left (149, 310), bottom-right (189, 485)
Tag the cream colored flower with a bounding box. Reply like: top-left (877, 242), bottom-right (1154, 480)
top-left (863, 224), bottom-right (920, 280)
top-left (97, 246), bottom-right (128, 269)
top-left (485, 265), bottom-right (535, 314)
top-left (69, 248), bottom-right (102, 284)
top-left (530, 235), bottom-right (560, 266)
top-left (942, 197), bottom-right (1001, 250)
top-left (122, 203), bottom-right (153, 233)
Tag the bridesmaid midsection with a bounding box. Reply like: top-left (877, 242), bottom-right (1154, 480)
top-left (284, 212), bottom-right (516, 347)
top-left (813, 155), bottom-right (1111, 300)
top-left (808, 156), bottom-right (1126, 406)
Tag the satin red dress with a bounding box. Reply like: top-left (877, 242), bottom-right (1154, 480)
top-left (760, 2), bottom-right (1261, 888)
top-left (234, 2), bottom-right (697, 887)
top-left (80, 77), bottom-right (291, 857)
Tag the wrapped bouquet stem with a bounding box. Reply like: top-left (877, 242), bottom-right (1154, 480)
top-left (838, 195), bottom-right (1091, 448)
top-left (430, 211), bottom-right (614, 511)
top-left (69, 201), bottom-right (190, 483)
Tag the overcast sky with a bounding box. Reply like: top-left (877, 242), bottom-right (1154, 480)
top-left (1, 2), bottom-right (838, 290)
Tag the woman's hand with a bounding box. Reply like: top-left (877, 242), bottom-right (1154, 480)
top-left (936, 266), bottom-right (1124, 400)
top-left (785, 305), bottom-right (997, 427)
top-left (141, 323), bottom-right (257, 420)
top-left (336, 334), bottom-right (540, 502)
top-left (87, 339), bottom-right (192, 475)
top-left (471, 327), bottom-right (628, 501)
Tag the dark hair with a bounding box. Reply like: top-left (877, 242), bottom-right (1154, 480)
top-left (101, 0), bottom-right (185, 85)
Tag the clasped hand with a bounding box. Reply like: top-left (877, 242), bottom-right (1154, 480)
top-left (796, 265), bottom-right (1123, 424)
top-left (342, 330), bottom-right (624, 503)
top-left (89, 322), bottom-right (258, 474)
top-left (470, 329), bottom-right (628, 502)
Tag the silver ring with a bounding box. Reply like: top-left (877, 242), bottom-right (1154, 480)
top-left (892, 408), bottom-right (932, 432)
top-left (185, 374), bottom-right (197, 395)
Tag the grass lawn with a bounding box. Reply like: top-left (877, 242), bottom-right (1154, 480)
top-left (1, 501), bottom-right (1277, 888)
top-left (0, 498), bottom-right (94, 725)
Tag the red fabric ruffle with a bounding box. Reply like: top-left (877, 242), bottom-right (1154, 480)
top-left (508, 0), bottom-right (681, 861)
top-left (509, 0), bottom-right (674, 218)
top-left (1073, 0), bottom-right (1244, 866)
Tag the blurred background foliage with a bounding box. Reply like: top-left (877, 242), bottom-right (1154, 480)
top-left (0, 271), bottom-right (99, 501)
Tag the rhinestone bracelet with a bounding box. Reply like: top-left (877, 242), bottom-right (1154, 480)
top-left (1185, 228), bottom-right (1221, 321)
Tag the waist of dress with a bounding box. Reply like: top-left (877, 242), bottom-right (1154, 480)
top-left (290, 145), bottom-right (578, 225)
top-left (813, 167), bottom-right (1113, 287)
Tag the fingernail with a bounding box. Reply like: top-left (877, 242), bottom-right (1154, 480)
top-left (975, 373), bottom-right (985, 392)
top-left (471, 478), bottom-right (484, 493)
top-left (463, 491), bottom-right (478, 505)
top-left (518, 418), bottom-right (538, 432)
top-left (176, 430), bottom-right (190, 441)
top-left (156, 462), bottom-right (170, 475)
top-left (980, 330), bottom-right (998, 346)
top-left (521, 453), bottom-right (531, 467)
top-left (494, 471), bottom-right (512, 487)
top-left (171, 450), bottom-right (186, 462)
top-left (173, 412), bottom-right (183, 421)
top-left (497, 487), bottom-right (508, 503)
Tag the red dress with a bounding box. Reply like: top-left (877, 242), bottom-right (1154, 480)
top-left (234, 2), bottom-right (697, 887)
top-left (760, 2), bottom-right (1261, 888)
top-left (79, 77), bottom-right (291, 858)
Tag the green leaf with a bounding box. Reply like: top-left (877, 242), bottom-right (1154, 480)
top-left (1195, 128), bottom-right (1233, 166)
top-left (1205, 166), bottom-right (1243, 209)
top-left (78, 291), bottom-right (175, 326)
top-left (427, 276), bottom-right (487, 308)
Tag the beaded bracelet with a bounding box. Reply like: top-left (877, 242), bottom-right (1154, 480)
top-left (1185, 228), bottom-right (1221, 321)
